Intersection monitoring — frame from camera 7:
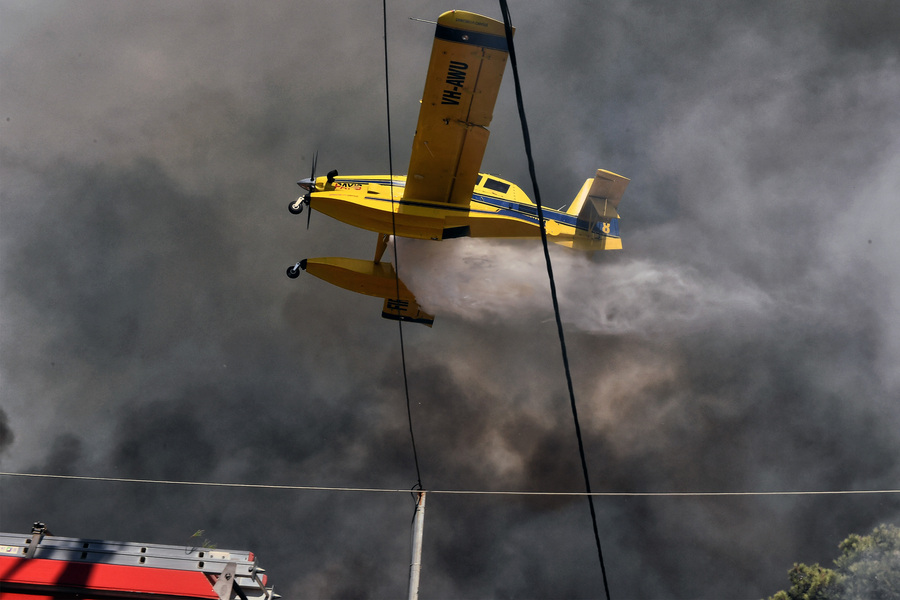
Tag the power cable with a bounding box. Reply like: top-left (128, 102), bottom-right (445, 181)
top-left (498, 2), bottom-right (610, 598)
top-left (383, 0), bottom-right (422, 493)
top-left (4, 473), bottom-right (899, 497)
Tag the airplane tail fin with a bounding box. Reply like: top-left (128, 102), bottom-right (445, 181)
top-left (562, 169), bottom-right (629, 250)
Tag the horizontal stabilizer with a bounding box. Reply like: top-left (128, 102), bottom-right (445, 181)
top-left (567, 169), bottom-right (629, 219)
top-left (561, 169), bottom-right (629, 251)
top-left (301, 257), bottom-right (434, 327)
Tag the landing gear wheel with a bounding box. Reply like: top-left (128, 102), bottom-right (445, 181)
top-left (288, 200), bottom-right (304, 215)
top-left (286, 265), bottom-right (301, 279)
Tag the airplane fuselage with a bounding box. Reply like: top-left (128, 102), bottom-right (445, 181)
top-left (304, 173), bottom-right (621, 250)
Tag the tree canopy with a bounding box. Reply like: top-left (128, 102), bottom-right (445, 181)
top-left (767, 523), bottom-right (900, 600)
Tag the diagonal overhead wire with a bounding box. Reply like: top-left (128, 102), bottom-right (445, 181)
top-left (498, 2), bottom-right (611, 598)
top-left (383, 0), bottom-right (422, 493)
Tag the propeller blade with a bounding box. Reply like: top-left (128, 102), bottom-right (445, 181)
top-left (297, 150), bottom-right (318, 191)
top-left (293, 150), bottom-right (320, 226)
top-left (306, 151), bottom-right (319, 229)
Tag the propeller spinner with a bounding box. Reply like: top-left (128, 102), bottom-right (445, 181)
top-left (289, 151), bottom-right (318, 225)
top-left (289, 154), bottom-right (339, 230)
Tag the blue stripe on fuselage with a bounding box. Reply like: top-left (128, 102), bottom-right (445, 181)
top-left (333, 177), bottom-right (406, 187)
top-left (472, 193), bottom-right (571, 226)
top-left (324, 180), bottom-right (619, 238)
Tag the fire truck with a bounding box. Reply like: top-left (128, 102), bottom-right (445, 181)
top-left (0, 523), bottom-right (277, 599)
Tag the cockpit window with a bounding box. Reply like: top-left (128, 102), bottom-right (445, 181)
top-left (483, 178), bottom-right (511, 194)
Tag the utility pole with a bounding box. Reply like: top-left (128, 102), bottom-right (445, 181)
top-left (407, 491), bottom-right (426, 600)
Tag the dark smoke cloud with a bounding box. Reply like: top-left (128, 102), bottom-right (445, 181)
top-left (0, 407), bottom-right (13, 454)
top-left (2, 1), bottom-right (899, 598)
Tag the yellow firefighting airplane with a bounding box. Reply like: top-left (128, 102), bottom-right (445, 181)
top-left (287, 10), bottom-right (628, 326)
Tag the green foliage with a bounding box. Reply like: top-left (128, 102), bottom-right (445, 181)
top-left (189, 529), bottom-right (217, 550)
top-left (766, 562), bottom-right (843, 600)
top-left (766, 523), bottom-right (900, 600)
top-left (835, 524), bottom-right (900, 600)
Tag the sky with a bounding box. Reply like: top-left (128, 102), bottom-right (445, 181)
top-left (1, 1), bottom-right (899, 598)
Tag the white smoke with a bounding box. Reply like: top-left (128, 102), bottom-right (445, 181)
top-left (396, 237), bottom-right (774, 335)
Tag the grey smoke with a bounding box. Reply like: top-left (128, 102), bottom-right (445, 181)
top-left (0, 408), bottom-right (13, 454)
top-left (2, 1), bottom-right (899, 598)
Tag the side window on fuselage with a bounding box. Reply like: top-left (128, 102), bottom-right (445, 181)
top-left (483, 177), bottom-right (511, 195)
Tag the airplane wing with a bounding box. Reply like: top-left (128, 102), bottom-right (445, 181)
top-left (403, 11), bottom-right (512, 206)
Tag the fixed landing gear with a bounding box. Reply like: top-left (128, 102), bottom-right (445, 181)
top-left (289, 195), bottom-right (308, 215)
top-left (286, 260), bottom-right (307, 279)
